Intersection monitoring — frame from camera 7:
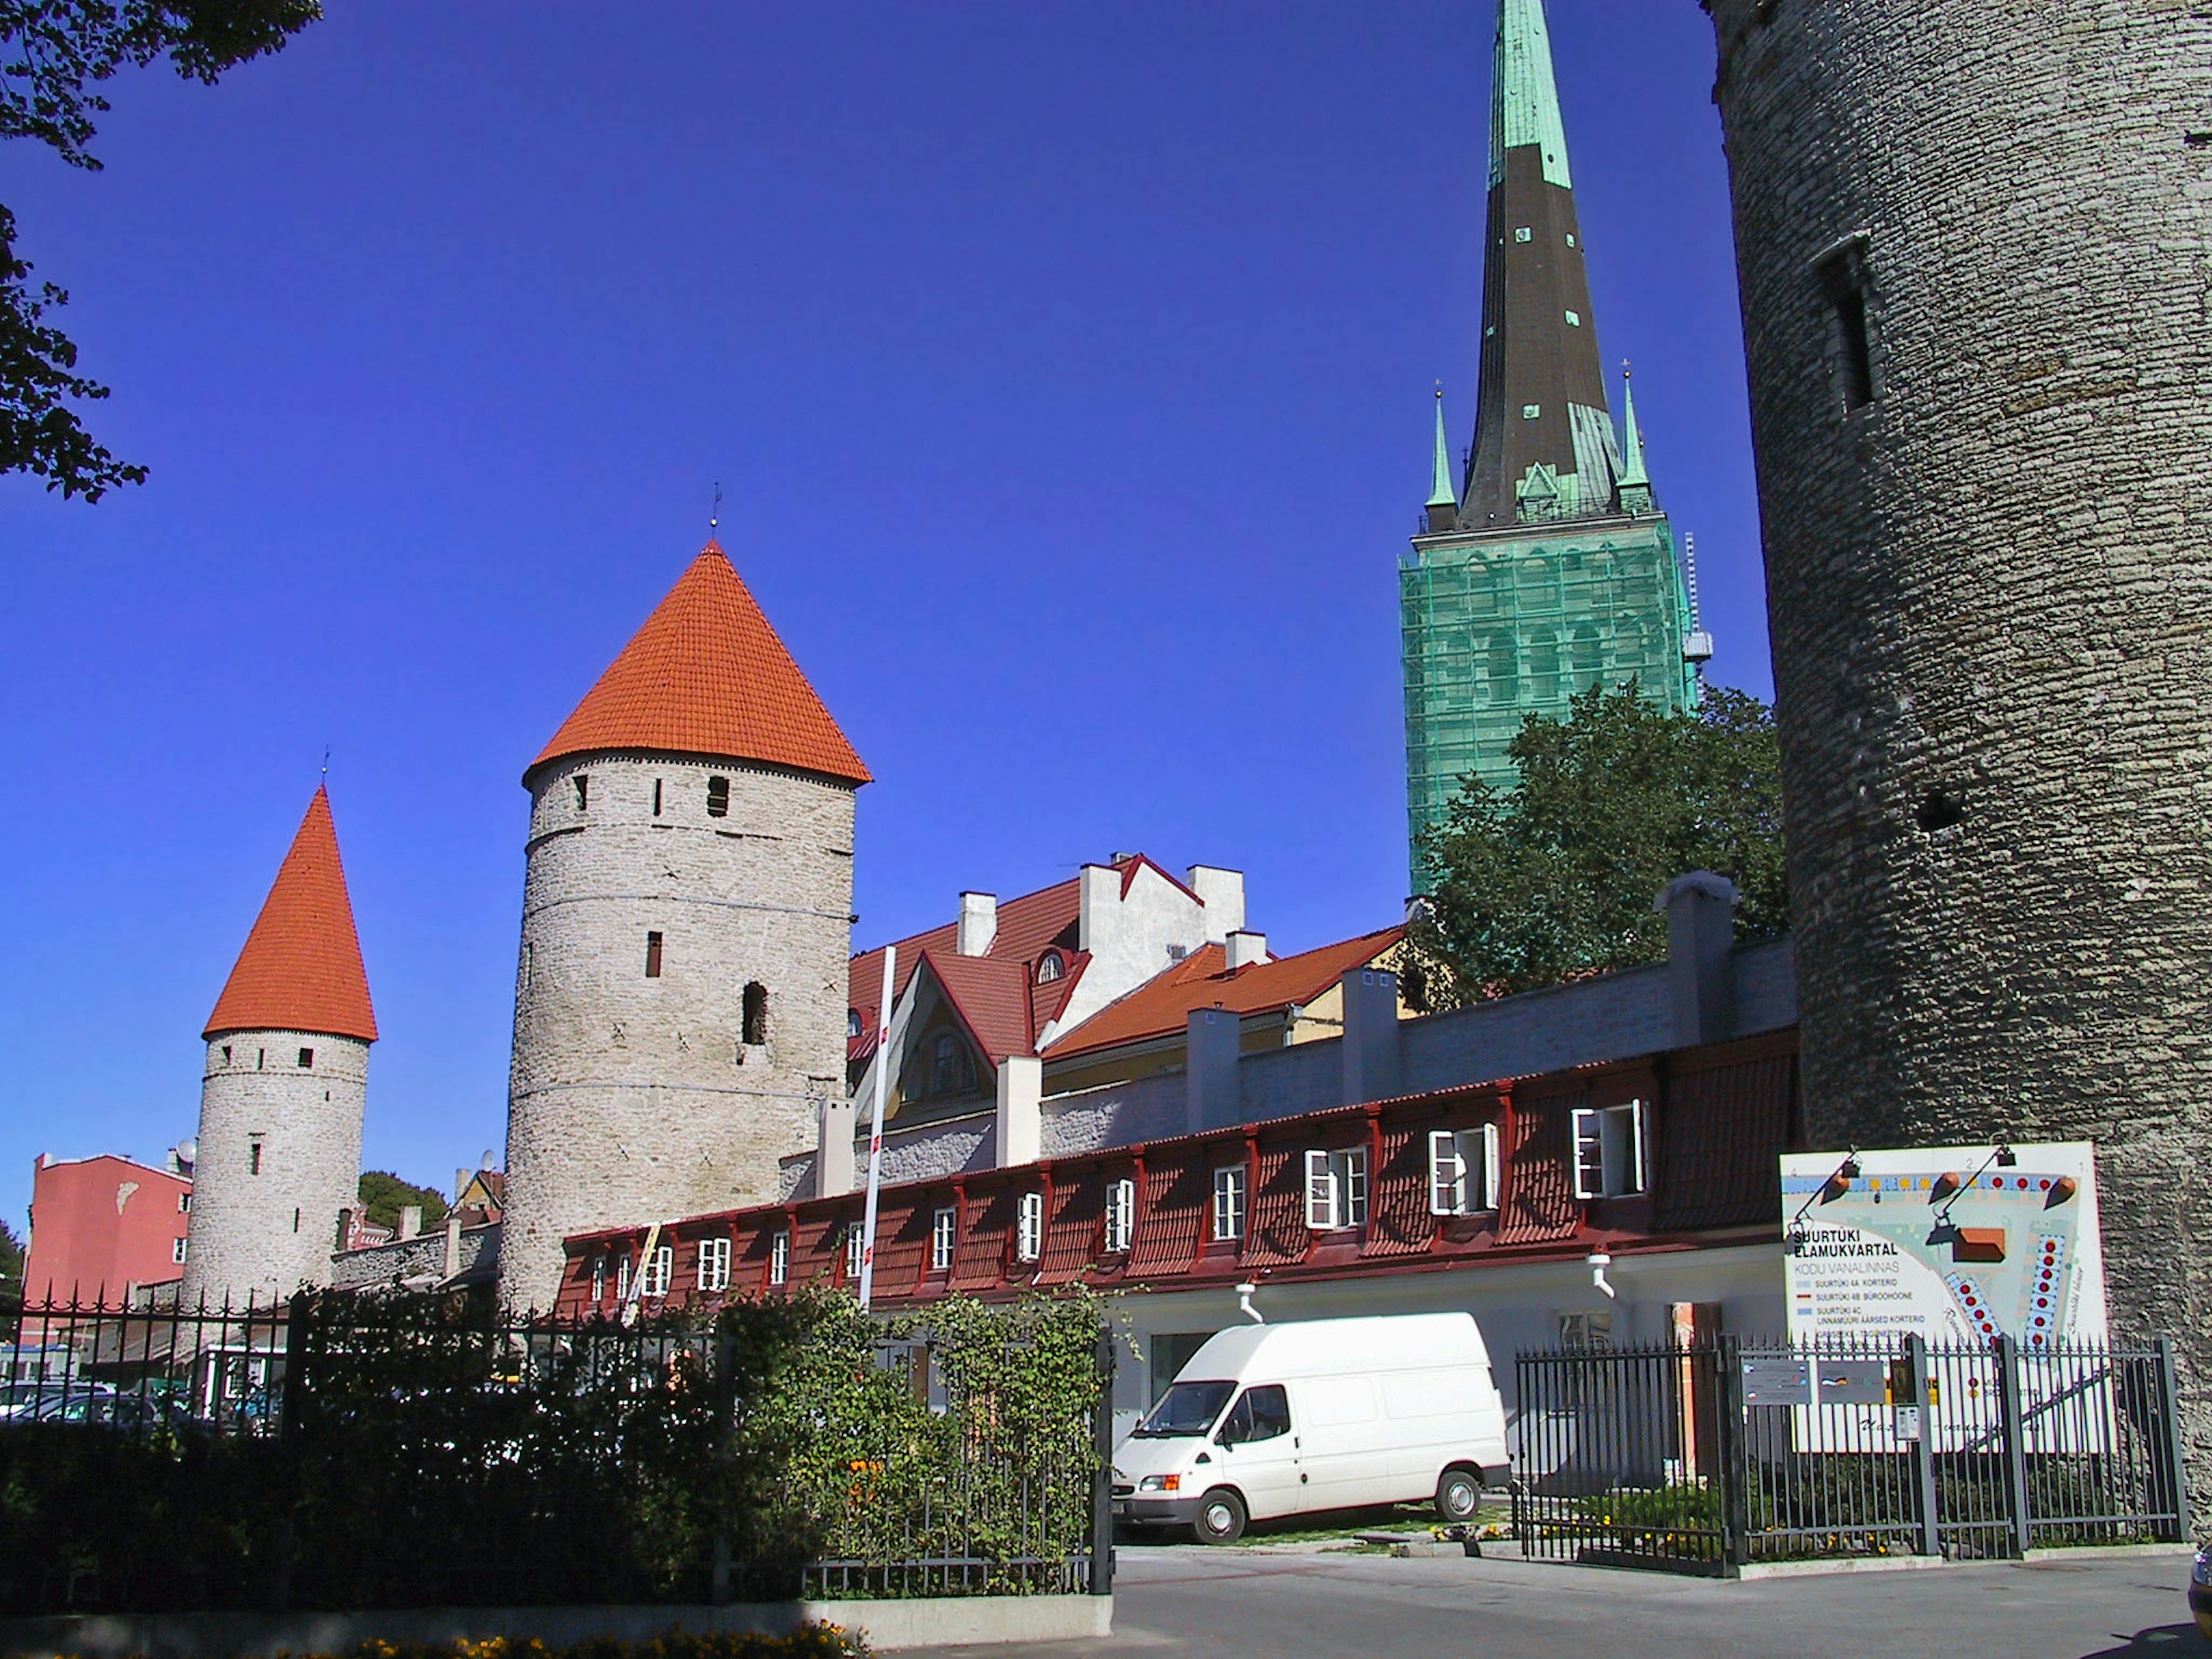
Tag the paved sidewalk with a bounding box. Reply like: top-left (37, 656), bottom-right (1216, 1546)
top-left (903, 1544), bottom-right (2207, 1657)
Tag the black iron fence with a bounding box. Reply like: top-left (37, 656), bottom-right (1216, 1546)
top-left (1513, 1334), bottom-right (2188, 1573)
top-left (0, 1290), bottom-right (1113, 1615)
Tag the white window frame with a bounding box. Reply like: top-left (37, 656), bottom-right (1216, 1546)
top-left (590, 1253), bottom-right (606, 1302)
top-left (1211, 1166), bottom-right (1246, 1243)
top-left (1560, 1309), bottom-right (1614, 1352)
top-left (931, 1206), bottom-right (957, 1272)
top-left (1015, 1191), bottom-right (1044, 1263)
top-left (171, 1236), bottom-right (189, 1265)
top-left (1571, 1100), bottom-right (1649, 1200)
top-left (768, 1229), bottom-right (790, 1286)
top-left (846, 1224), bottom-right (866, 1279)
top-left (1103, 1177), bottom-right (1136, 1255)
top-left (616, 1251), bottom-right (631, 1301)
top-left (1304, 1147), bottom-right (1368, 1232)
top-left (639, 1243), bottom-right (673, 1300)
top-left (1427, 1123), bottom-right (1503, 1217)
top-left (697, 1235), bottom-right (731, 1293)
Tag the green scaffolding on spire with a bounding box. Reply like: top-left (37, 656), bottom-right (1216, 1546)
top-left (1490, 0), bottom-right (1573, 191)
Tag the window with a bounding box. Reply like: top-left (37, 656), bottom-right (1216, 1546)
top-left (1217, 1383), bottom-right (1292, 1445)
top-left (1103, 1177), bottom-right (1136, 1254)
top-left (697, 1236), bottom-right (731, 1293)
top-left (574, 775), bottom-right (589, 812)
top-left (248, 1139), bottom-right (263, 1176)
top-left (178, 1192), bottom-right (191, 1214)
top-left (1565, 233), bottom-right (1577, 248)
top-left (296, 1047), bottom-right (312, 1069)
top-left (590, 1255), bottom-right (607, 1302)
top-left (1015, 1191), bottom-right (1044, 1263)
top-left (1817, 241), bottom-right (1876, 411)
top-left (293, 1207), bottom-right (301, 1233)
top-left (645, 931), bottom-right (664, 978)
top-left (616, 1252), bottom-right (631, 1301)
top-left (848, 1009), bottom-right (863, 1038)
top-left (768, 1230), bottom-right (790, 1286)
top-left (1564, 309), bottom-right (1581, 327)
top-left (743, 982), bottom-right (768, 1046)
top-left (706, 775), bottom-right (730, 817)
top-left (256, 1048), bottom-right (265, 1069)
top-left (1571, 1100), bottom-right (1648, 1199)
top-left (1211, 1166), bottom-right (1247, 1242)
top-left (639, 1243), bottom-right (673, 1299)
top-left (1304, 1147), bottom-right (1368, 1231)
top-left (1520, 403), bottom-right (1541, 419)
top-left (928, 1032), bottom-right (973, 1097)
top-left (931, 1206), bottom-right (957, 1271)
top-left (1035, 952), bottom-right (1063, 984)
top-left (1429, 1124), bottom-right (1503, 1216)
top-left (1514, 226), bottom-right (1532, 243)
top-left (652, 778), bottom-right (663, 816)
top-left (222, 1045), bottom-right (232, 1065)
top-left (1560, 1309), bottom-right (1613, 1351)
top-left (846, 1224), bottom-right (866, 1279)
top-left (172, 1237), bottom-right (188, 1265)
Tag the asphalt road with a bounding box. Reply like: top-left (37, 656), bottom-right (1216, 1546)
top-left (908, 1544), bottom-right (2209, 1658)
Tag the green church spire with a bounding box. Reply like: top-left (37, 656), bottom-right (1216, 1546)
top-left (1618, 362), bottom-right (1653, 514)
top-left (1491, 0), bottom-right (1573, 191)
top-left (1426, 385), bottom-right (1459, 529)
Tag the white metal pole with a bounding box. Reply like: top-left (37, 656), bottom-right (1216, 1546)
top-left (857, 942), bottom-right (896, 1310)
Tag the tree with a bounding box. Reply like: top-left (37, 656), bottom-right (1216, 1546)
top-left (2, 0), bottom-right (320, 499)
top-left (0, 1217), bottom-right (21, 1296)
top-left (357, 1171), bottom-right (448, 1233)
top-left (1404, 681), bottom-right (1788, 1008)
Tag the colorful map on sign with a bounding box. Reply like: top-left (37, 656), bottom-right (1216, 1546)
top-left (1779, 1143), bottom-right (2108, 1346)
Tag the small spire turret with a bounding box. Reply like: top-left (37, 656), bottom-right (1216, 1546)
top-left (1426, 385), bottom-right (1459, 532)
top-left (1617, 362), bottom-right (1654, 516)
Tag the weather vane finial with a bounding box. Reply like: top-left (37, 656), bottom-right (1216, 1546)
top-left (711, 482), bottom-right (721, 534)
top-left (321, 745), bottom-right (329, 779)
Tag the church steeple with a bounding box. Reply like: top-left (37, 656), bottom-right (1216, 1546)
top-left (1460, 0), bottom-right (1621, 529)
top-left (1616, 363), bottom-right (1653, 516)
top-left (1426, 386), bottom-right (1459, 532)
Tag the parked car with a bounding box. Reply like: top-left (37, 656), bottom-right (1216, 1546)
top-left (0, 1381), bottom-right (113, 1422)
top-left (1112, 1312), bottom-right (1511, 1543)
top-left (2190, 1543), bottom-right (2210, 1639)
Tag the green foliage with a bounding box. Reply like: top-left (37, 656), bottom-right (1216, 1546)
top-left (347, 1635), bottom-right (868, 1659)
top-left (1406, 681), bottom-right (1788, 1007)
top-left (1, 0), bottom-right (321, 498)
top-left (0, 1288), bottom-right (1107, 1615)
top-left (0, 1217), bottom-right (21, 1293)
top-left (356, 1171), bottom-right (449, 1232)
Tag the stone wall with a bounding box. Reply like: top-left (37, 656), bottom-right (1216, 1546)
top-left (329, 1221), bottom-right (498, 1291)
top-left (1706, 0), bottom-right (2212, 1516)
top-left (182, 1031), bottom-right (367, 1308)
top-left (501, 753), bottom-right (856, 1308)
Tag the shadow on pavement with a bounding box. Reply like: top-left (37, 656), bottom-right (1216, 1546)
top-left (2075, 1624), bottom-right (2211, 1657)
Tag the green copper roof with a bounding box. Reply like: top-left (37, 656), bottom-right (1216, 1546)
top-left (1489, 0), bottom-right (1573, 191)
top-left (1619, 368), bottom-right (1649, 488)
top-left (1427, 387), bottom-right (1459, 510)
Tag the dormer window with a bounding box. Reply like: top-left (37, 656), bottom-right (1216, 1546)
top-left (848, 1009), bottom-right (864, 1038)
top-left (1035, 952), bottom-right (1064, 984)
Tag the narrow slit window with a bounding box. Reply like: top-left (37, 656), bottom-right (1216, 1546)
top-left (645, 931), bottom-right (664, 979)
top-left (651, 778), bottom-right (663, 817)
top-left (574, 775), bottom-right (590, 812)
top-left (249, 1139), bottom-right (263, 1176)
top-left (1817, 242), bottom-right (1877, 412)
top-left (743, 982), bottom-right (768, 1046)
top-left (706, 775), bottom-right (730, 818)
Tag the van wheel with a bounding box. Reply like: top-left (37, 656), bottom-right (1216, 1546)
top-left (1192, 1487), bottom-right (1247, 1544)
top-left (1435, 1467), bottom-right (1482, 1524)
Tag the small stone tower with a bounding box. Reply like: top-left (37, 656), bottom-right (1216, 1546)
top-left (1704, 1), bottom-right (2212, 1506)
top-left (499, 540), bottom-right (869, 1308)
top-left (183, 785), bottom-right (377, 1308)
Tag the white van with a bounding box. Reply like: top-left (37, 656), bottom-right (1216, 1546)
top-left (1112, 1313), bottom-right (1510, 1542)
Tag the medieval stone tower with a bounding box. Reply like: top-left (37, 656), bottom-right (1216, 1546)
top-left (498, 540), bottom-right (869, 1307)
top-left (1703, 0), bottom-right (2212, 1502)
top-left (183, 785), bottom-right (377, 1307)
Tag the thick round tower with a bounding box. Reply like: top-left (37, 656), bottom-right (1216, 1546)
top-left (499, 541), bottom-right (867, 1308)
top-left (182, 786), bottom-right (377, 1308)
top-left (1705, 1), bottom-right (2212, 1501)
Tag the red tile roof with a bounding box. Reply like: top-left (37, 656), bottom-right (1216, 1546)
top-left (919, 949), bottom-right (1039, 1067)
top-left (1044, 926), bottom-right (1404, 1059)
top-left (204, 786), bottom-right (378, 1043)
top-left (531, 541), bottom-right (869, 786)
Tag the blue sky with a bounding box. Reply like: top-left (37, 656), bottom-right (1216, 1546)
top-left (0, 1), bottom-right (1763, 1230)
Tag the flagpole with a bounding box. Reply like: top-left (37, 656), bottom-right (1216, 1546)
top-left (857, 943), bottom-right (895, 1310)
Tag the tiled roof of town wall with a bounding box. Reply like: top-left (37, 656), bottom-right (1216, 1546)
top-left (204, 786), bottom-right (378, 1042)
top-left (531, 541), bottom-right (869, 786)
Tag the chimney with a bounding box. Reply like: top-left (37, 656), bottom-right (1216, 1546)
top-left (398, 1205), bottom-right (422, 1241)
top-left (454, 1168), bottom-right (470, 1205)
top-left (1340, 968), bottom-right (1402, 1105)
top-left (1225, 930), bottom-right (1268, 971)
top-left (1187, 866), bottom-right (1247, 941)
top-left (1655, 872), bottom-right (1738, 1047)
top-left (442, 1215), bottom-right (463, 1280)
top-left (1185, 1007), bottom-right (1241, 1133)
top-left (1077, 862), bottom-right (1120, 953)
top-left (957, 892), bottom-right (998, 957)
top-left (817, 1094), bottom-right (857, 1197)
top-left (995, 1055), bottom-right (1043, 1167)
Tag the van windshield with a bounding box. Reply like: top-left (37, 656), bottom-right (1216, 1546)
top-left (1134, 1380), bottom-right (1235, 1438)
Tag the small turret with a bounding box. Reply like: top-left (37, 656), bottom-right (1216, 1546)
top-left (1425, 386), bottom-right (1460, 533)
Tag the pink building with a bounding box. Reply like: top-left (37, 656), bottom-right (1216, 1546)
top-left (24, 1153), bottom-right (194, 1305)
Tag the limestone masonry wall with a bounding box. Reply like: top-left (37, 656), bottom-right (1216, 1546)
top-left (1706, 0), bottom-right (2212, 1515)
top-left (182, 1031), bottom-right (367, 1307)
top-left (500, 753), bottom-right (856, 1307)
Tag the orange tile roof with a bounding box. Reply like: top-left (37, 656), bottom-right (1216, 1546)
top-left (531, 541), bottom-right (869, 786)
top-left (918, 949), bottom-right (1039, 1067)
top-left (848, 872), bottom-right (1087, 1050)
top-left (1043, 925), bottom-right (1404, 1059)
top-left (204, 786), bottom-right (378, 1042)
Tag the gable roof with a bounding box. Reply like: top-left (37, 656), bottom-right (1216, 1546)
top-left (1044, 925), bottom-right (1404, 1060)
top-left (531, 541), bottom-right (869, 786)
top-left (204, 785), bottom-right (378, 1043)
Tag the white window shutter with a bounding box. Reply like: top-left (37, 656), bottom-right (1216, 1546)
top-left (1429, 1130), bottom-right (1461, 1216)
top-left (1305, 1149), bottom-right (1335, 1230)
top-left (1480, 1122), bottom-right (1502, 1211)
top-left (1629, 1099), bottom-right (1648, 1194)
top-left (1571, 1108), bottom-right (1603, 1200)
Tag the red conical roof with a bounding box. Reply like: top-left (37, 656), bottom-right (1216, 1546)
top-left (529, 542), bottom-right (869, 785)
top-left (203, 786), bottom-right (378, 1043)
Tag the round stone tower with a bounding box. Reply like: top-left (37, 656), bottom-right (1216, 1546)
top-left (183, 785), bottom-right (377, 1308)
top-left (499, 540), bottom-right (868, 1308)
top-left (1704, 1), bottom-right (2212, 1501)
